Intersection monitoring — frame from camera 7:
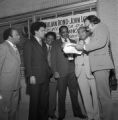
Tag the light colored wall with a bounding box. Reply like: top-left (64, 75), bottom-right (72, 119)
top-left (0, 0), bottom-right (85, 18)
top-left (97, 0), bottom-right (118, 77)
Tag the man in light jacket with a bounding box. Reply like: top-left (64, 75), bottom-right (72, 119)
top-left (75, 15), bottom-right (114, 120)
top-left (0, 28), bottom-right (21, 120)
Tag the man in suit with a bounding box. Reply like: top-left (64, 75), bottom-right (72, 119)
top-left (24, 22), bottom-right (52, 120)
top-left (0, 28), bottom-right (21, 120)
top-left (45, 31), bottom-right (57, 119)
top-left (75, 26), bottom-right (99, 120)
top-left (51, 25), bottom-right (86, 120)
top-left (75, 15), bottom-right (114, 120)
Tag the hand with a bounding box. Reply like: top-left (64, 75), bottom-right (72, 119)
top-left (30, 76), bottom-right (36, 84)
top-left (75, 44), bottom-right (84, 51)
top-left (54, 72), bottom-right (60, 79)
top-left (67, 54), bottom-right (74, 60)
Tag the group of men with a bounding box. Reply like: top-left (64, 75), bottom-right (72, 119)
top-left (0, 15), bottom-right (114, 120)
top-left (23, 21), bottom-right (86, 120)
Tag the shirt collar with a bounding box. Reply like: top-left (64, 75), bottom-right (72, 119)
top-left (35, 36), bottom-right (40, 42)
top-left (7, 40), bottom-right (17, 50)
top-left (61, 37), bottom-right (70, 43)
top-left (7, 40), bottom-right (14, 47)
top-left (46, 44), bottom-right (51, 50)
top-left (35, 36), bottom-right (42, 46)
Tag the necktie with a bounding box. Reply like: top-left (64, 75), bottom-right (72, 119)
top-left (65, 38), bottom-right (67, 42)
top-left (48, 46), bottom-right (51, 67)
top-left (49, 46), bottom-right (51, 51)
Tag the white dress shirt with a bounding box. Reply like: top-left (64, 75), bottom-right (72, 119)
top-left (35, 36), bottom-right (42, 46)
top-left (46, 44), bottom-right (51, 51)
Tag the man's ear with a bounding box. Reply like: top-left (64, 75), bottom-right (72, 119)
top-left (34, 31), bottom-right (37, 36)
top-left (8, 36), bottom-right (12, 40)
top-left (92, 23), bottom-right (94, 27)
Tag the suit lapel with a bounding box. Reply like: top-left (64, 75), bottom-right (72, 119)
top-left (32, 38), bottom-right (48, 60)
top-left (58, 38), bottom-right (63, 48)
top-left (5, 41), bottom-right (21, 63)
top-left (91, 23), bottom-right (100, 41)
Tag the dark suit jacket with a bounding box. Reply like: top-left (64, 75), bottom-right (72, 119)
top-left (23, 37), bottom-right (52, 84)
top-left (51, 38), bottom-right (75, 77)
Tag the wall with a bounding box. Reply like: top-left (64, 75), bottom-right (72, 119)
top-left (0, 0), bottom-right (88, 18)
top-left (97, 0), bottom-right (118, 77)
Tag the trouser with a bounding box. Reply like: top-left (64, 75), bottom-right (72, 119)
top-left (93, 70), bottom-right (113, 120)
top-left (49, 78), bottom-right (57, 116)
top-left (57, 72), bottom-right (84, 119)
top-left (77, 67), bottom-right (100, 120)
top-left (0, 90), bottom-right (20, 120)
top-left (28, 83), bottom-right (49, 120)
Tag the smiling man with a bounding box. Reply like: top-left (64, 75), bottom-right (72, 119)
top-left (51, 25), bottom-right (86, 120)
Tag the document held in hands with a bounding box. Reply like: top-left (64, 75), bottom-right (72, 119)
top-left (63, 42), bottom-right (82, 55)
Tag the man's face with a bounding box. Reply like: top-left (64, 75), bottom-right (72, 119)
top-left (78, 29), bottom-right (87, 40)
top-left (11, 30), bottom-right (20, 44)
top-left (60, 27), bottom-right (69, 39)
top-left (46, 35), bottom-right (54, 45)
top-left (84, 19), bottom-right (93, 32)
top-left (35, 27), bottom-right (46, 39)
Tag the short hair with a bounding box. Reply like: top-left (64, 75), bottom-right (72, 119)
top-left (45, 31), bottom-right (56, 40)
top-left (3, 28), bottom-right (16, 40)
top-left (84, 15), bottom-right (101, 24)
top-left (30, 21), bottom-right (46, 36)
top-left (59, 25), bottom-right (69, 33)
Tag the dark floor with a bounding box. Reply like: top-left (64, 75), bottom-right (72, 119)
top-left (18, 79), bottom-right (118, 120)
